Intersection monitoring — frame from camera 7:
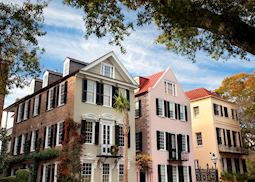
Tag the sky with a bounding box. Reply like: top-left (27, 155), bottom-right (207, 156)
top-left (3, 0), bottom-right (255, 110)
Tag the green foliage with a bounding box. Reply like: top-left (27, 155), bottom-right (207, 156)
top-left (0, 1), bottom-right (47, 94)
top-left (64, 0), bottom-right (255, 61)
top-left (235, 172), bottom-right (248, 182)
top-left (0, 176), bottom-right (15, 182)
top-left (247, 159), bottom-right (255, 176)
top-left (220, 171), bottom-right (234, 180)
top-left (0, 128), bottom-right (11, 174)
top-left (15, 169), bottom-right (30, 182)
top-left (113, 91), bottom-right (129, 113)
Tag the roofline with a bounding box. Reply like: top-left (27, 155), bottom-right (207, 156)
top-left (189, 94), bottom-right (236, 104)
top-left (66, 57), bottom-right (88, 65)
top-left (3, 70), bottom-right (78, 111)
top-left (46, 69), bottom-right (62, 76)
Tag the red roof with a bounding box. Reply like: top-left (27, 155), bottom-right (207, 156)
top-left (185, 88), bottom-right (221, 100)
top-left (135, 71), bottom-right (164, 96)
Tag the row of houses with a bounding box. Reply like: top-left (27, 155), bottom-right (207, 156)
top-left (2, 51), bottom-right (247, 182)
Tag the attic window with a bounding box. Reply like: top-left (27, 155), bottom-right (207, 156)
top-left (63, 59), bottom-right (70, 77)
top-left (101, 63), bottom-right (114, 78)
top-left (42, 71), bottom-right (49, 88)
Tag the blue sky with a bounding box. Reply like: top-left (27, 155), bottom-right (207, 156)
top-left (4, 0), bottom-right (255, 108)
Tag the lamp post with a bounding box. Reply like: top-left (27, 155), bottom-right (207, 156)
top-left (211, 153), bottom-right (218, 182)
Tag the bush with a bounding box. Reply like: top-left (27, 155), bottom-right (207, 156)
top-left (0, 176), bottom-right (16, 182)
top-left (235, 172), bottom-right (248, 182)
top-left (15, 169), bottom-right (30, 182)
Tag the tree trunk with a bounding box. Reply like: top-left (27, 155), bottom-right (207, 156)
top-left (124, 110), bottom-right (129, 182)
top-left (0, 94), bottom-right (4, 128)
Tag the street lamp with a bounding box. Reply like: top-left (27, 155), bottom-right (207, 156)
top-left (210, 153), bottom-right (218, 182)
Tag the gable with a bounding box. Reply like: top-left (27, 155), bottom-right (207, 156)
top-left (81, 51), bottom-right (137, 85)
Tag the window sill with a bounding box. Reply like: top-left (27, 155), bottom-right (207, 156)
top-left (158, 149), bottom-right (167, 152)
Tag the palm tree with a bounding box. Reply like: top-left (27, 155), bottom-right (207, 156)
top-left (114, 91), bottom-right (130, 182)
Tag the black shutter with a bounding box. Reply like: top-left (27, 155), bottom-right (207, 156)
top-left (139, 132), bottom-right (143, 151)
top-left (158, 165), bottom-right (161, 182)
top-left (126, 89), bottom-right (130, 111)
top-left (138, 100), bottom-right (142, 117)
top-left (61, 122), bottom-right (65, 144)
top-left (96, 82), bottom-right (103, 105)
top-left (128, 127), bottom-right (130, 148)
top-left (178, 104), bottom-right (181, 120)
top-left (29, 131), bottom-right (32, 152)
top-left (189, 166), bottom-right (192, 182)
top-left (50, 125), bottom-right (54, 147)
top-left (27, 100), bottom-right (31, 119)
top-left (213, 104), bottom-right (217, 115)
top-left (16, 105), bottom-right (20, 123)
top-left (164, 100), bottom-right (167, 117)
top-left (175, 103), bottom-right (178, 120)
top-left (81, 120), bottom-right (86, 143)
top-left (223, 129), bottom-right (226, 145)
top-left (46, 91), bottom-right (49, 111)
top-left (115, 125), bottom-right (120, 146)
top-left (168, 133), bottom-right (173, 160)
top-left (167, 101), bottom-right (170, 118)
top-left (54, 86), bottom-right (59, 108)
top-left (82, 79), bottom-right (87, 102)
top-left (38, 95), bottom-right (41, 115)
top-left (21, 103), bottom-right (25, 121)
top-left (185, 105), bottom-right (188, 121)
top-left (177, 134), bottom-right (182, 160)
top-left (63, 81), bottom-right (68, 104)
top-left (187, 135), bottom-right (190, 152)
top-left (35, 130), bottom-right (39, 150)
top-left (178, 165), bottom-right (184, 182)
top-left (167, 165), bottom-right (173, 182)
top-left (53, 124), bottom-right (57, 147)
top-left (220, 105), bottom-right (223, 116)
top-left (238, 132), bottom-right (242, 147)
top-left (43, 127), bottom-right (46, 149)
top-left (95, 122), bottom-right (99, 145)
top-left (17, 135), bottom-right (22, 155)
top-left (156, 98), bottom-right (159, 115)
top-left (157, 131), bottom-right (160, 150)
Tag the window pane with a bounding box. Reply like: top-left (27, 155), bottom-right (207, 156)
top-left (159, 132), bottom-right (165, 150)
top-left (103, 84), bottom-right (111, 106)
top-left (82, 163), bottom-right (92, 182)
top-left (87, 80), bottom-right (95, 103)
top-left (85, 121), bottom-right (93, 143)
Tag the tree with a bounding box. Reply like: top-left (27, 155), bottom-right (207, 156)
top-left (0, 128), bottom-right (11, 175)
top-left (216, 71), bottom-right (255, 150)
top-left (0, 1), bottom-right (46, 126)
top-left (114, 91), bottom-right (130, 182)
top-left (64, 0), bottom-right (255, 60)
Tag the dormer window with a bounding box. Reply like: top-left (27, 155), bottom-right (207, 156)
top-left (101, 63), bottom-right (114, 78)
top-left (42, 71), bottom-right (49, 88)
top-left (164, 80), bottom-right (177, 96)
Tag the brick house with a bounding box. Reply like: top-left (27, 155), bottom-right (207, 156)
top-left (4, 51), bottom-right (137, 182)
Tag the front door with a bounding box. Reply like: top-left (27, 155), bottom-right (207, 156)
top-left (102, 123), bottom-right (112, 155)
top-left (140, 171), bottom-right (146, 182)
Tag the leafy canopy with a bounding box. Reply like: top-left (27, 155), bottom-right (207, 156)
top-left (64, 0), bottom-right (255, 61)
top-left (0, 1), bottom-right (46, 94)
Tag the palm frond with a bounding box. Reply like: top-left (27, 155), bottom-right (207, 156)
top-left (113, 91), bottom-right (129, 113)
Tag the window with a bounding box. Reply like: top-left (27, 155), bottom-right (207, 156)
top-left (47, 88), bottom-right (54, 110)
top-left (156, 98), bottom-right (164, 117)
top-left (222, 158), bottom-right (225, 171)
top-left (81, 163), bottom-right (92, 182)
top-left (56, 122), bottom-right (64, 145)
top-left (135, 100), bottom-right (141, 118)
top-left (216, 128), bottom-right (222, 144)
top-left (169, 102), bottom-right (175, 119)
top-left (171, 134), bottom-right (177, 159)
top-left (231, 109), bottom-right (235, 119)
top-left (30, 131), bottom-right (36, 152)
top-left (102, 164), bottom-right (110, 182)
top-left (103, 84), bottom-right (112, 107)
top-left (213, 104), bottom-right (220, 115)
top-left (84, 121), bottom-right (95, 144)
top-left (87, 80), bottom-right (96, 103)
top-left (180, 105), bottom-right (185, 121)
top-left (136, 132), bottom-right (142, 152)
top-left (13, 137), bottom-right (18, 155)
top-left (224, 107), bottom-right (229, 117)
top-left (23, 101), bottom-right (29, 120)
top-left (159, 131), bottom-right (166, 150)
top-left (33, 95), bottom-right (40, 116)
top-left (101, 63), bottom-right (114, 78)
top-left (118, 126), bottom-right (124, 147)
top-left (193, 106), bottom-right (199, 118)
top-left (235, 158), bottom-right (240, 173)
top-left (172, 166), bottom-right (178, 182)
top-left (63, 59), bottom-right (70, 77)
top-left (42, 71), bottom-right (48, 88)
top-left (42, 163), bottom-right (57, 182)
top-left (165, 81), bottom-right (177, 96)
top-left (45, 125), bottom-right (53, 148)
top-left (58, 82), bottom-right (65, 106)
top-left (232, 131), bottom-right (237, 147)
top-left (226, 158), bottom-right (232, 173)
top-left (119, 164), bottom-right (124, 182)
top-left (20, 134), bottom-right (25, 154)
top-left (17, 103), bottom-right (24, 123)
top-left (182, 135), bottom-right (187, 151)
top-left (183, 166), bottom-right (189, 182)
top-left (160, 165), bottom-right (167, 182)
top-left (196, 132), bottom-right (203, 146)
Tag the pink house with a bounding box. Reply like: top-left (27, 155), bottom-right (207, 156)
top-left (135, 67), bottom-right (195, 182)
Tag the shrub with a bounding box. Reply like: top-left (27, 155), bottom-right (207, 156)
top-left (0, 176), bottom-right (16, 182)
top-left (221, 171), bottom-right (234, 181)
top-left (235, 172), bottom-right (248, 182)
top-left (15, 169), bottom-right (30, 182)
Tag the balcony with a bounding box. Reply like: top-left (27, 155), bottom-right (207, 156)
top-left (218, 145), bottom-right (248, 155)
top-left (168, 151), bottom-right (189, 162)
top-left (97, 145), bottom-right (123, 158)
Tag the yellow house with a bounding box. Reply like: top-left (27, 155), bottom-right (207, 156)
top-left (186, 88), bottom-right (247, 177)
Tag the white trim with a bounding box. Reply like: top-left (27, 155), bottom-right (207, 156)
top-left (100, 113), bottom-right (115, 120)
top-left (81, 51), bottom-right (137, 86)
top-left (56, 121), bottom-right (64, 146)
top-left (20, 134), bottom-right (25, 154)
top-left (13, 137), bottom-right (18, 155)
top-left (82, 113), bottom-right (98, 120)
top-left (30, 130), bottom-right (36, 152)
top-left (101, 163), bottom-right (112, 182)
top-left (58, 82), bottom-right (65, 106)
top-left (86, 80), bottom-right (97, 104)
top-left (101, 62), bottom-right (115, 78)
